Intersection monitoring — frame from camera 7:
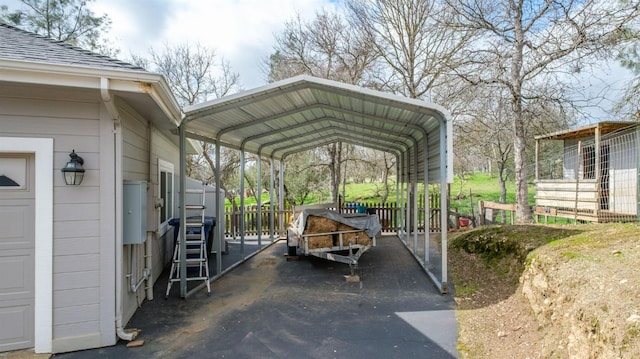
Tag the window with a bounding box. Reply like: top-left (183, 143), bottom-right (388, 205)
top-left (582, 146), bottom-right (595, 179)
top-left (158, 159), bottom-right (174, 233)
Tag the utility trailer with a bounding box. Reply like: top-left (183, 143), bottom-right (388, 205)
top-left (287, 205), bottom-right (381, 275)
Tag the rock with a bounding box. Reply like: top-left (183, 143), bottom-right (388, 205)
top-left (127, 340), bottom-right (145, 348)
top-left (626, 314), bottom-right (640, 323)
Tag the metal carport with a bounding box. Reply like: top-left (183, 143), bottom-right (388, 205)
top-left (175, 75), bottom-right (452, 296)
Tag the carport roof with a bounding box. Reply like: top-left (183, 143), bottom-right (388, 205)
top-left (182, 75), bottom-right (451, 181)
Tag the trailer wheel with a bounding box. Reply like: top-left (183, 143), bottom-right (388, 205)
top-left (288, 245), bottom-right (297, 256)
top-left (286, 230), bottom-right (297, 256)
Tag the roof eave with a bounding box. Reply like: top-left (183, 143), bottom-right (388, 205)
top-left (534, 121), bottom-right (637, 140)
top-left (0, 58), bottom-right (183, 126)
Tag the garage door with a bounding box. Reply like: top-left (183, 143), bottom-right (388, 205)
top-left (0, 154), bottom-right (35, 351)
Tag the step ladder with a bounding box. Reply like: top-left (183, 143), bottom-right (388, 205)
top-left (165, 186), bottom-right (211, 298)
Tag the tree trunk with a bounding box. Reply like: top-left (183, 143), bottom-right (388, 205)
top-left (511, 5), bottom-right (532, 223)
top-left (498, 162), bottom-right (507, 224)
top-left (328, 142), bottom-right (343, 203)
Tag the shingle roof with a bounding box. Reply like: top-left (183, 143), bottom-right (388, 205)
top-left (0, 23), bottom-right (146, 72)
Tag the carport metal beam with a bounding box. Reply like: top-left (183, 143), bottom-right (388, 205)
top-left (212, 102), bottom-right (426, 150)
top-left (278, 134), bottom-right (405, 160)
top-left (257, 122), bottom-right (412, 157)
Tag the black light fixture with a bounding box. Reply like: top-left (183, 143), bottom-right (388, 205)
top-left (61, 150), bottom-right (85, 185)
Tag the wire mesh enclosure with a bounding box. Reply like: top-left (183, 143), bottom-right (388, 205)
top-left (535, 123), bottom-right (639, 223)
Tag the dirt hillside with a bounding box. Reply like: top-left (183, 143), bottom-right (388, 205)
top-left (449, 224), bottom-right (640, 358)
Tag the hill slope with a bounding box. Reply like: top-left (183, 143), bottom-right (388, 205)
top-left (450, 224), bottom-right (640, 358)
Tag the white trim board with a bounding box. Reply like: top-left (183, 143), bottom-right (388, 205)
top-left (0, 137), bottom-right (53, 353)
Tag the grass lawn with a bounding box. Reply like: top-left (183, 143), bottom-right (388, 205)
top-left (225, 172), bottom-right (534, 217)
top-left (449, 172), bottom-right (535, 216)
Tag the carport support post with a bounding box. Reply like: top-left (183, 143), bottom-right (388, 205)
top-left (637, 125), bottom-right (640, 221)
top-left (240, 149), bottom-right (246, 258)
top-left (178, 124), bottom-right (187, 297)
top-left (279, 160), bottom-right (285, 236)
top-left (396, 161), bottom-right (401, 236)
top-left (414, 146), bottom-right (419, 251)
top-left (257, 157), bottom-right (262, 247)
top-left (398, 152), bottom-right (406, 239)
top-left (424, 136), bottom-right (429, 265)
top-left (269, 158), bottom-right (275, 240)
top-left (216, 142), bottom-right (223, 275)
top-left (440, 119), bottom-right (449, 290)
top-left (405, 152), bottom-right (410, 243)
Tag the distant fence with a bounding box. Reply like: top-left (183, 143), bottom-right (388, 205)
top-left (476, 200), bottom-right (623, 225)
top-left (224, 196), bottom-right (442, 238)
top-left (477, 200), bottom-right (517, 225)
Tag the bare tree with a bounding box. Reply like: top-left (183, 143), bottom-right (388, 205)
top-left (346, 0), bottom-right (473, 101)
top-left (267, 10), bottom-right (379, 85)
top-left (455, 88), bottom-right (514, 202)
top-left (447, 0), bottom-right (640, 222)
top-left (281, 151), bottom-right (331, 206)
top-left (374, 151), bottom-right (397, 202)
top-left (616, 30), bottom-right (640, 120)
top-left (135, 42), bottom-right (242, 201)
top-left (352, 147), bottom-right (397, 201)
top-left (1, 0), bottom-right (117, 56)
top-left (146, 42), bottom-right (240, 106)
top-left (267, 10), bottom-right (381, 204)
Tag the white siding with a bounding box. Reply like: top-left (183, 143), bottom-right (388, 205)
top-left (1, 82), bottom-right (182, 352)
top-left (119, 101), bottom-right (180, 325)
top-left (607, 133), bottom-right (637, 214)
top-left (0, 83), bottom-right (108, 353)
top-left (119, 103), bottom-right (150, 325)
top-left (150, 131), bottom-right (180, 283)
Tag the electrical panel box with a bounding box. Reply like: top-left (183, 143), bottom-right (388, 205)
top-left (123, 180), bottom-right (147, 244)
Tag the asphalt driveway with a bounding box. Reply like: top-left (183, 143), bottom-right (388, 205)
top-left (55, 235), bottom-right (458, 358)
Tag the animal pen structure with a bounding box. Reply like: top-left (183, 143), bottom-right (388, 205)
top-left (534, 121), bottom-right (639, 223)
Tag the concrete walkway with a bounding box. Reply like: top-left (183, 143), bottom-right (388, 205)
top-left (54, 235), bottom-right (458, 358)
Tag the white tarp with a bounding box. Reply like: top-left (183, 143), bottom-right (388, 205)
top-left (293, 209), bottom-right (382, 238)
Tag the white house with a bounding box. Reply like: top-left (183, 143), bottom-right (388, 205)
top-left (0, 24), bottom-right (194, 353)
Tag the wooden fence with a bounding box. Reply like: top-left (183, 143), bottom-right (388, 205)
top-left (477, 200), bottom-right (517, 225)
top-left (224, 195), bottom-right (442, 238)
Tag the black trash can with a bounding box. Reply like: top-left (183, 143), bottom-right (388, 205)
top-left (168, 216), bottom-right (216, 254)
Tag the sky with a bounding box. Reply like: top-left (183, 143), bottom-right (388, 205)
top-left (2, 0), bottom-right (634, 121)
top-left (3, 0), bottom-right (339, 89)
top-left (90, 0), bottom-right (340, 89)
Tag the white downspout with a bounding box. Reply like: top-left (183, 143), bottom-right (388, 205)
top-left (101, 77), bottom-right (137, 342)
top-left (145, 122), bottom-right (154, 301)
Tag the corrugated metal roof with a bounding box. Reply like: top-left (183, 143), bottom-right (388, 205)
top-left (182, 76), bottom-right (451, 182)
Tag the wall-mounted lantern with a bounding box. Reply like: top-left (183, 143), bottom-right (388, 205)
top-left (61, 150), bottom-right (85, 185)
